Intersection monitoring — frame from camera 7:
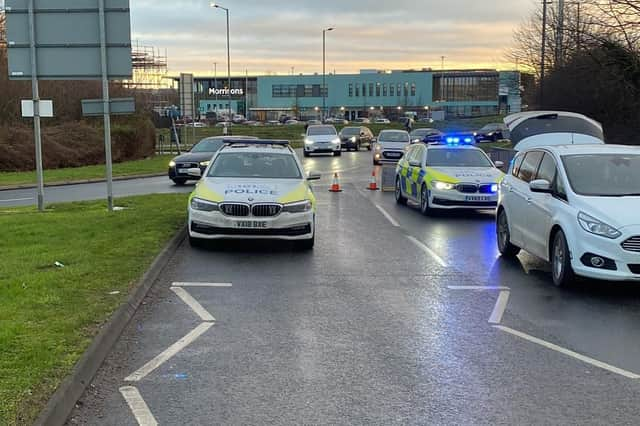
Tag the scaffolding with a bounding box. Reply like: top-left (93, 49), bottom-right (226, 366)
top-left (124, 42), bottom-right (174, 112)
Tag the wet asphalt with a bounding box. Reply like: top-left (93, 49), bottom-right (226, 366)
top-left (58, 149), bottom-right (640, 425)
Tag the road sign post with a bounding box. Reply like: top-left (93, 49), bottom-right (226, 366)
top-left (27, 0), bottom-right (44, 211)
top-left (98, 0), bottom-right (114, 211)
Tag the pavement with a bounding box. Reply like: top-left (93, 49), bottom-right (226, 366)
top-left (25, 149), bottom-right (640, 425)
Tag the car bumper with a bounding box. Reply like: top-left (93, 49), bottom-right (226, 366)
top-left (570, 226), bottom-right (640, 282)
top-left (188, 209), bottom-right (314, 240)
top-left (429, 188), bottom-right (498, 209)
top-left (168, 166), bottom-right (205, 180)
top-left (304, 143), bottom-right (340, 153)
top-left (376, 150), bottom-right (404, 163)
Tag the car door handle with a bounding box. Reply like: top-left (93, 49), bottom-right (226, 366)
top-left (526, 197), bottom-right (532, 204)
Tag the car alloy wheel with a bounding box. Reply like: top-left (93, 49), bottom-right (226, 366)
top-left (395, 177), bottom-right (407, 205)
top-left (420, 184), bottom-right (431, 215)
top-left (497, 210), bottom-right (520, 257)
top-left (551, 230), bottom-right (574, 287)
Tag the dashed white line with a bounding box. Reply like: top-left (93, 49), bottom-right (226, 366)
top-left (374, 203), bottom-right (400, 227)
top-left (125, 322), bottom-right (214, 382)
top-left (119, 386), bottom-right (158, 426)
top-left (171, 287), bottom-right (216, 322)
top-left (172, 282), bottom-right (232, 288)
top-left (406, 235), bottom-right (448, 267)
top-left (0, 197), bottom-right (33, 203)
top-left (448, 286), bottom-right (511, 290)
top-left (494, 325), bottom-right (640, 379)
top-left (488, 290), bottom-right (510, 324)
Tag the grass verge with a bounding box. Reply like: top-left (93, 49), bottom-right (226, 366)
top-left (0, 193), bottom-right (189, 425)
top-left (0, 155), bottom-right (173, 188)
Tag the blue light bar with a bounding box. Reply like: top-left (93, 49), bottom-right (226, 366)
top-left (224, 139), bottom-right (290, 145)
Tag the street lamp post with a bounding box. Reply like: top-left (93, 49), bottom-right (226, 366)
top-left (211, 3), bottom-right (231, 120)
top-left (322, 27), bottom-right (334, 122)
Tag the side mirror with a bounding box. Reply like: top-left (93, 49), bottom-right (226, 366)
top-left (494, 160), bottom-right (505, 169)
top-left (530, 179), bottom-right (552, 193)
top-left (187, 168), bottom-right (202, 178)
top-left (307, 172), bottom-right (321, 181)
top-left (372, 138), bottom-right (377, 143)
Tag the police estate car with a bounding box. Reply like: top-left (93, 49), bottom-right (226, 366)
top-left (187, 139), bottom-right (319, 249)
top-left (395, 141), bottom-right (505, 214)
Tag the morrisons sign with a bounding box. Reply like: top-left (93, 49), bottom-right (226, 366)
top-left (209, 88), bottom-right (244, 96)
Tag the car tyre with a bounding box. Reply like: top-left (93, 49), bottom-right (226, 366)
top-left (551, 230), bottom-right (575, 287)
top-left (303, 150), bottom-right (310, 158)
top-left (355, 142), bottom-right (360, 152)
top-left (334, 150), bottom-right (342, 157)
top-left (188, 235), bottom-right (204, 248)
top-left (497, 209), bottom-right (520, 257)
top-left (172, 178), bottom-right (187, 186)
top-left (395, 177), bottom-right (407, 205)
top-left (419, 184), bottom-right (433, 216)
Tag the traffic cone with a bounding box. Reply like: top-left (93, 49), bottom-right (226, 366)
top-left (329, 172), bottom-right (342, 192)
top-left (368, 169), bottom-right (379, 191)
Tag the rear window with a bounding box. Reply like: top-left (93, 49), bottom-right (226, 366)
top-left (208, 153), bottom-right (302, 179)
top-left (517, 151), bottom-right (544, 183)
top-left (308, 126), bottom-right (337, 136)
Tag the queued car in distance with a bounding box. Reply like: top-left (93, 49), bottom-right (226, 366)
top-left (373, 130), bottom-right (411, 165)
top-left (395, 142), bottom-right (505, 215)
top-left (187, 139), bottom-right (320, 250)
top-left (410, 128), bottom-right (443, 144)
top-left (354, 117), bottom-right (371, 124)
top-left (374, 118), bottom-right (391, 124)
top-left (474, 123), bottom-right (509, 142)
top-left (303, 125), bottom-right (341, 157)
top-left (339, 126), bottom-right (374, 151)
top-left (497, 144), bottom-right (640, 287)
top-left (168, 136), bottom-right (258, 185)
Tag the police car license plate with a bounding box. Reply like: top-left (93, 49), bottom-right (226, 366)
top-left (465, 195), bottom-right (490, 202)
top-left (178, 168), bottom-right (190, 174)
top-left (235, 220), bottom-right (268, 229)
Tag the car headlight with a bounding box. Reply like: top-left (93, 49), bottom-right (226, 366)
top-left (199, 161), bottom-right (210, 167)
top-left (490, 184), bottom-right (499, 193)
top-left (331, 138), bottom-right (340, 144)
top-left (190, 197), bottom-right (219, 212)
top-left (169, 160), bottom-right (176, 167)
top-left (350, 136), bottom-right (357, 142)
top-left (304, 138), bottom-right (314, 145)
top-left (577, 212), bottom-right (621, 239)
top-left (282, 200), bottom-right (312, 213)
top-left (375, 144), bottom-right (382, 151)
top-left (432, 180), bottom-right (456, 191)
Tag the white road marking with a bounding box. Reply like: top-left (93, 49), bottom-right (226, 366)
top-left (488, 290), bottom-right (510, 324)
top-left (171, 287), bottom-right (216, 322)
top-left (448, 285), bottom-right (511, 290)
top-left (125, 322), bottom-right (214, 382)
top-left (0, 197), bottom-right (33, 203)
top-left (494, 325), bottom-right (640, 379)
top-left (406, 235), bottom-right (448, 267)
top-left (375, 204), bottom-right (400, 227)
top-left (119, 386), bottom-right (158, 426)
top-left (172, 282), bottom-right (232, 288)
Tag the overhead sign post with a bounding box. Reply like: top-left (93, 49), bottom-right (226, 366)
top-left (6, 0), bottom-right (132, 212)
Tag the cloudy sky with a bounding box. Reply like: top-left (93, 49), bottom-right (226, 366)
top-left (130, 0), bottom-right (536, 76)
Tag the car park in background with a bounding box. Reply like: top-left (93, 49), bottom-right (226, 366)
top-left (304, 124), bottom-right (341, 157)
top-left (285, 119), bottom-right (300, 125)
top-left (410, 128), bottom-right (443, 144)
top-left (188, 139), bottom-right (319, 250)
top-left (374, 118), bottom-right (391, 124)
top-left (395, 142), bottom-right (504, 214)
top-left (354, 117), bottom-right (371, 124)
top-left (498, 144), bottom-right (640, 287)
top-left (168, 136), bottom-right (258, 185)
top-left (373, 129), bottom-right (410, 165)
top-left (339, 126), bottom-right (374, 151)
top-left (307, 119), bottom-right (322, 125)
top-left (474, 123), bottom-right (508, 142)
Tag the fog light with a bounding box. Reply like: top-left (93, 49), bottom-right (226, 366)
top-left (580, 253), bottom-right (617, 271)
top-left (591, 256), bottom-right (605, 268)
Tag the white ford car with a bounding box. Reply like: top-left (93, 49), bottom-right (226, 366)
top-left (497, 144), bottom-right (640, 286)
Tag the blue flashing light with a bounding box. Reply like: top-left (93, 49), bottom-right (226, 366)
top-left (491, 184), bottom-right (499, 193)
top-left (442, 133), bottom-right (474, 146)
top-left (464, 137), bottom-right (473, 143)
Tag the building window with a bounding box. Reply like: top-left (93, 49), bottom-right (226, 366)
top-left (369, 83), bottom-right (374, 97)
top-left (382, 84), bottom-right (387, 97)
top-left (432, 73), bottom-right (499, 102)
top-left (362, 83), bottom-right (367, 97)
top-left (397, 83), bottom-right (402, 97)
top-left (355, 84), bottom-right (360, 97)
top-left (348, 83), bottom-right (353, 97)
top-left (271, 84), bottom-right (327, 98)
top-left (390, 84), bottom-right (395, 97)
top-left (404, 83), bottom-right (409, 97)
top-left (411, 83), bottom-right (416, 97)
top-left (376, 83), bottom-right (381, 97)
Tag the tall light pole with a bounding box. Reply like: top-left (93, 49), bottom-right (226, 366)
top-left (540, 0), bottom-right (552, 107)
top-left (211, 3), bottom-right (231, 119)
top-left (322, 27), bottom-right (334, 121)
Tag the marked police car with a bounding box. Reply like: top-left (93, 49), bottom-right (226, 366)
top-left (395, 139), bottom-right (505, 214)
top-left (187, 139), bottom-right (320, 249)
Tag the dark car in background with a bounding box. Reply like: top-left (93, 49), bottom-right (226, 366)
top-left (339, 126), bottom-right (374, 151)
top-left (168, 136), bottom-right (258, 185)
top-left (474, 123), bottom-right (509, 142)
top-left (410, 128), bottom-right (443, 144)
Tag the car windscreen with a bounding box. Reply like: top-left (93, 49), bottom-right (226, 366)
top-left (340, 127), bottom-right (360, 136)
top-left (378, 132), bottom-right (409, 143)
top-left (427, 149), bottom-right (493, 167)
top-left (191, 138), bottom-right (225, 153)
top-left (562, 154), bottom-right (640, 196)
top-left (308, 126), bottom-right (337, 136)
top-left (208, 152), bottom-right (302, 179)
